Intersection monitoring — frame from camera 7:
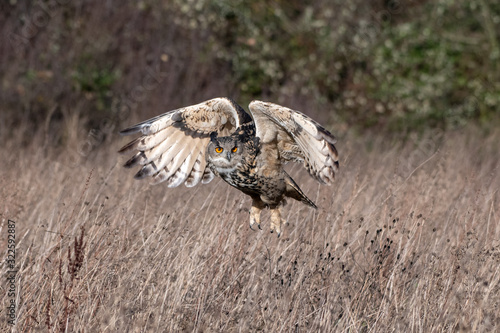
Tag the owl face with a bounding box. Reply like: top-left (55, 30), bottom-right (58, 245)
top-left (206, 136), bottom-right (245, 172)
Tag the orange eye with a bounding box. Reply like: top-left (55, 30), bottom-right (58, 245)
top-left (215, 147), bottom-right (223, 153)
top-left (232, 147), bottom-right (238, 153)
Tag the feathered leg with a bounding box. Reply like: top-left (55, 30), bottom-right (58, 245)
top-left (270, 205), bottom-right (285, 237)
top-left (250, 198), bottom-right (265, 231)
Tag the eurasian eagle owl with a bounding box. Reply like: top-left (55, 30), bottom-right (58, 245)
top-left (119, 97), bottom-right (339, 236)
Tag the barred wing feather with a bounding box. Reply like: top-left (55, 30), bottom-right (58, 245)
top-left (119, 97), bottom-right (251, 187)
top-left (248, 100), bottom-right (339, 185)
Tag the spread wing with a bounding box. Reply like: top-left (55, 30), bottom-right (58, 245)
top-left (119, 97), bottom-right (252, 187)
top-left (248, 100), bottom-right (339, 185)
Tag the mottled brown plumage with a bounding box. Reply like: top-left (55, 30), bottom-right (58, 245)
top-left (119, 97), bottom-right (339, 236)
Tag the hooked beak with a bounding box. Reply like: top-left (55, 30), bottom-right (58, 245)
top-left (226, 152), bottom-right (231, 160)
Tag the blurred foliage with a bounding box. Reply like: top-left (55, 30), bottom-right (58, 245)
top-left (0, 0), bottom-right (498, 141)
top-left (172, 0), bottom-right (499, 131)
top-left (71, 60), bottom-right (120, 111)
top-left (369, 0), bottom-right (500, 131)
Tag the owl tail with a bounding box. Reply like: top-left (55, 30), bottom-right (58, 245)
top-left (284, 173), bottom-right (317, 209)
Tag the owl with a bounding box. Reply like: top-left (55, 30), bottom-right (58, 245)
top-left (119, 97), bottom-right (339, 236)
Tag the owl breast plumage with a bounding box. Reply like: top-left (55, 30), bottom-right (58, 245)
top-left (119, 97), bottom-right (339, 236)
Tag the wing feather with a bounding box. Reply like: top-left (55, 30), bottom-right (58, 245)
top-left (248, 100), bottom-right (339, 185)
top-left (118, 127), bottom-right (174, 154)
top-left (119, 97), bottom-right (251, 187)
top-left (184, 151), bottom-right (206, 187)
top-left (123, 129), bottom-right (185, 169)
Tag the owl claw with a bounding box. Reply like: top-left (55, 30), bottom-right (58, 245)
top-left (250, 199), bottom-right (264, 232)
top-left (270, 207), bottom-right (284, 238)
top-left (270, 229), bottom-right (281, 237)
top-left (249, 222), bottom-right (261, 231)
top-left (249, 213), bottom-right (261, 231)
top-left (270, 224), bottom-right (282, 237)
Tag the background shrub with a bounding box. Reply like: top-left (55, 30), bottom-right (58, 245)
top-left (1, 0), bottom-right (498, 140)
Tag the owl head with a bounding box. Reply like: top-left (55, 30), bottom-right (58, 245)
top-left (206, 135), bottom-right (245, 170)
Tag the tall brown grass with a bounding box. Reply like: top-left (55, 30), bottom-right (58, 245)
top-left (1, 124), bottom-right (498, 332)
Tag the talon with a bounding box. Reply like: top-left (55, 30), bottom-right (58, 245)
top-left (249, 223), bottom-right (261, 231)
top-left (270, 206), bottom-right (283, 238)
top-left (270, 227), bottom-right (281, 238)
top-left (249, 215), bottom-right (261, 231)
top-left (270, 222), bottom-right (282, 237)
top-left (250, 198), bottom-right (265, 233)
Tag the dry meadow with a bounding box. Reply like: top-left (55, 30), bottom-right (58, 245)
top-left (1, 125), bottom-right (499, 332)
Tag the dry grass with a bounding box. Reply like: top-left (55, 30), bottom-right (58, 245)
top-left (1, 125), bottom-right (499, 332)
